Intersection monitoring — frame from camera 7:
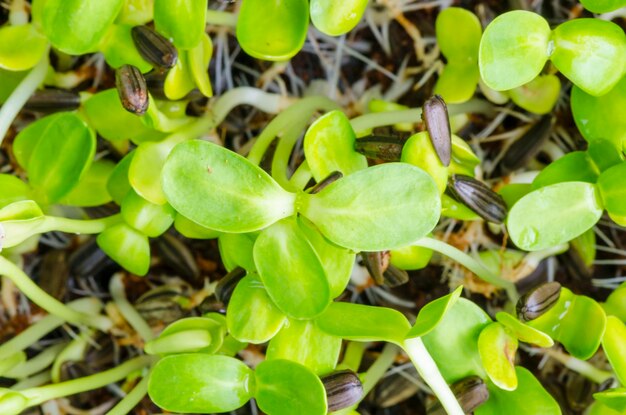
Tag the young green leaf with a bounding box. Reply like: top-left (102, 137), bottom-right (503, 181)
top-left (13, 113), bottom-right (62, 170)
top-left (96, 223), bottom-right (150, 276)
top-left (474, 367), bottom-right (561, 415)
top-left (39, 0), bottom-right (124, 54)
top-left (316, 302), bottom-right (411, 345)
top-left (107, 151), bottom-right (134, 205)
top-left (237, 0), bottom-right (309, 61)
top-left (0, 24), bottom-right (48, 71)
top-left (389, 244), bottom-right (433, 270)
top-left (162, 140), bottom-right (296, 232)
top-left (495, 312), bottom-right (553, 348)
top-left (587, 139), bottom-right (624, 173)
top-left (309, 0), bottom-right (368, 36)
top-left (0, 200), bottom-right (45, 249)
top-left (479, 11), bottom-right (551, 91)
top-left (148, 354), bottom-right (253, 413)
top-left (164, 50), bottom-right (196, 100)
top-left (267, 319), bottom-right (342, 375)
top-left (401, 132), bottom-right (448, 194)
top-left (507, 182), bottom-right (604, 251)
top-left (594, 388), bottom-right (626, 413)
top-left (508, 75), bottom-right (561, 115)
top-left (601, 316), bottom-right (626, 386)
top-left (145, 316), bottom-right (225, 355)
top-left (174, 214), bottom-right (221, 239)
top-left (219, 233), bottom-right (258, 272)
top-left (551, 19), bottom-right (626, 97)
top-left (60, 160), bottom-right (115, 207)
top-left (604, 282), bottom-right (626, 322)
top-left (478, 322), bottom-right (518, 391)
top-left (253, 218), bottom-right (331, 319)
top-left (531, 151), bottom-right (599, 190)
top-left (186, 33), bottom-right (213, 97)
top-left (0, 175), bottom-right (31, 209)
top-left (226, 275), bottom-right (286, 343)
top-left (597, 161), bottom-right (626, 226)
top-left (300, 163), bottom-right (441, 251)
top-left (406, 286), bottom-right (463, 339)
top-left (580, 0), bottom-right (626, 12)
top-left (153, 0), bottom-right (207, 49)
top-left (303, 110), bottom-right (368, 181)
top-left (121, 190), bottom-right (175, 237)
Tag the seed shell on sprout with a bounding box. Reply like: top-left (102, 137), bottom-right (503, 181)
top-left (321, 370), bottom-right (364, 412)
top-left (516, 281), bottom-right (562, 322)
top-left (427, 376), bottom-right (489, 415)
top-left (24, 89), bottom-right (81, 112)
top-left (215, 266), bottom-right (247, 304)
top-left (422, 95), bottom-right (452, 166)
top-left (448, 174), bottom-right (508, 223)
top-left (501, 115), bottom-right (554, 173)
top-left (115, 64), bottom-right (149, 115)
top-left (308, 171), bottom-right (343, 194)
top-left (131, 25), bottom-right (178, 69)
top-left (354, 135), bottom-right (406, 161)
top-left (383, 265), bottom-right (409, 287)
top-left (361, 251), bottom-right (390, 285)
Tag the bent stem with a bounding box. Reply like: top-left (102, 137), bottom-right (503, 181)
top-left (413, 236), bottom-right (519, 302)
top-left (41, 214), bottom-right (122, 235)
top-left (109, 273), bottom-right (154, 342)
top-left (0, 257), bottom-right (112, 331)
top-left (403, 337), bottom-right (464, 415)
top-left (106, 371), bottom-right (151, 415)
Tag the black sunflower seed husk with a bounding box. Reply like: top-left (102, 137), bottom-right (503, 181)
top-left (448, 174), bottom-right (507, 224)
top-left (322, 370), bottom-right (363, 412)
top-left (308, 171), bottom-right (343, 194)
top-left (131, 25), bottom-right (178, 69)
top-left (422, 94), bottom-right (451, 166)
top-left (24, 89), bottom-right (81, 112)
top-left (115, 64), bottom-right (149, 115)
top-left (516, 281), bottom-right (561, 321)
top-left (215, 266), bottom-right (247, 304)
top-left (355, 135), bottom-right (406, 161)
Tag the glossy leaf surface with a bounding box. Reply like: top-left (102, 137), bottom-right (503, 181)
top-left (107, 151), bottom-right (134, 205)
top-left (163, 140), bottom-right (295, 232)
top-left (0, 24), bottom-right (47, 71)
top-left (495, 312), bottom-right (553, 348)
top-left (478, 322), bottom-right (518, 391)
top-left (406, 286), bottom-right (462, 339)
top-left (594, 388), bottom-right (626, 413)
top-left (84, 89), bottom-right (153, 141)
top-left (121, 190), bottom-right (175, 237)
top-left (401, 132), bottom-right (448, 194)
top-left (60, 160), bottom-right (115, 207)
top-left (153, 0), bottom-right (207, 49)
top-left (310, 0), bottom-right (368, 36)
top-left (97, 223), bottom-right (150, 276)
top-left (0, 175), bottom-right (31, 209)
top-left (598, 162), bottom-right (626, 226)
top-left (601, 316), bottom-right (626, 385)
top-left (580, 0), bottom-right (626, 11)
top-left (100, 24), bottom-right (151, 72)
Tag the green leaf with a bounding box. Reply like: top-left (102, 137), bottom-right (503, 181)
top-left (219, 233), bottom-right (258, 272)
top-left (507, 182), bottom-right (604, 251)
top-left (164, 50), bottom-right (195, 100)
top-left (40, 0), bottom-right (124, 54)
top-left (498, 183), bottom-right (531, 209)
top-left (121, 190), bottom-right (175, 237)
top-left (0, 24), bottom-right (47, 71)
top-left (570, 228), bottom-right (597, 268)
top-left (434, 63), bottom-right (480, 104)
top-left (100, 24), bottom-right (152, 72)
top-left (594, 388), bottom-right (626, 413)
top-left (253, 218), bottom-right (330, 319)
top-left (146, 316), bottom-right (225, 355)
top-left (316, 302), bottom-right (410, 345)
top-left (580, 0), bottom-right (626, 12)
top-left (237, 0), bottom-right (309, 61)
top-left (604, 282), bottom-right (626, 322)
top-left (479, 11), bottom-right (551, 91)
top-left (163, 140), bottom-right (296, 232)
top-left (267, 319), bottom-right (341, 375)
top-left (495, 312), bottom-right (553, 348)
top-left (0, 68), bottom-right (27, 104)
top-left (227, 275), bottom-right (286, 343)
top-left (0, 200), bottom-right (45, 249)
top-left (390, 244), bottom-right (433, 270)
top-left (13, 113), bottom-right (61, 170)
top-left (148, 354), bottom-right (253, 413)
top-left (601, 316), bottom-right (626, 386)
top-left (441, 193), bottom-right (482, 221)
top-left (153, 0), bottom-right (207, 49)
top-left (406, 286), bottom-right (462, 339)
top-left (527, 287), bottom-right (606, 360)
top-left (508, 75), bottom-right (561, 115)
top-left (571, 75), bottom-right (626, 150)
top-left (97, 223), bottom-right (150, 276)
top-left (310, 0), bottom-right (368, 36)
top-left (254, 359), bottom-right (327, 415)
top-left (551, 19), bottom-right (626, 97)
top-left (475, 367), bottom-right (561, 415)
top-left (174, 214), bottom-right (221, 239)
top-left (587, 139), bottom-right (624, 173)
top-left (300, 163), bottom-right (441, 251)
top-left (478, 322), bottom-right (518, 391)
top-left (116, 0), bottom-right (153, 25)
top-left (107, 151), bottom-right (134, 205)
top-left (598, 162), bottom-right (626, 226)
top-left (60, 160), bottom-right (115, 207)
top-left (298, 218), bottom-right (354, 298)
top-left (83, 89), bottom-right (153, 141)
top-left (401, 132), bottom-right (448, 194)
top-left (422, 298), bottom-right (491, 383)
top-left (129, 137), bottom-right (179, 205)
top-left (588, 401), bottom-right (626, 415)
top-left (0, 175), bottom-right (31, 209)
top-left (186, 33), bottom-right (213, 97)
top-left (27, 113), bottom-right (96, 203)
top-left (531, 152), bottom-right (599, 190)
top-left (303, 111), bottom-right (367, 182)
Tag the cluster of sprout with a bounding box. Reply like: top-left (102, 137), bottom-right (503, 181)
top-left (0, 0), bottom-right (625, 414)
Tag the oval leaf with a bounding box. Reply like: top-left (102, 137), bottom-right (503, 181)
top-left (495, 312), bottom-right (553, 348)
top-left (60, 160), bottom-right (115, 207)
top-left (478, 322), bottom-right (518, 391)
top-left (96, 223), bottom-right (150, 276)
top-left (507, 182), bottom-right (604, 251)
top-left (163, 140), bottom-right (296, 232)
top-left (153, 0), bottom-right (207, 49)
top-left (531, 151), bottom-right (598, 190)
top-left (300, 163), bottom-right (441, 251)
top-left (0, 24), bottom-right (47, 71)
top-left (601, 316), bottom-right (626, 386)
top-left (0, 175), bottom-right (31, 209)
top-left (310, 0), bottom-right (368, 36)
top-left (598, 161), bottom-right (626, 226)
top-left (594, 388), bottom-right (626, 413)
top-left (508, 75), bottom-right (561, 115)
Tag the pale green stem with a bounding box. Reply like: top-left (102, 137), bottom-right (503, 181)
top-left (413, 236), bottom-right (519, 302)
top-left (339, 341), bottom-right (366, 373)
top-left (0, 257), bottom-right (112, 331)
top-left (0, 56), bottom-right (48, 146)
top-left (11, 371), bottom-right (51, 391)
top-left (271, 120), bottom-right (310, 191)
top-left (211, 87), bottom-right (293, 125)
top-left (40, 214), bottom-right (122, 236)
top-left (540, 347), bottom-right (613, 384)
top-left (106, 371), bottom-right (151, 415)
top-left (109, 273), bottom-right (154, 342)
top-left (20, 355), bottom-right (155, 407)
top-left (206, 9), bottom-right (238, 27)
top-left (403, 337), bottom-right (464, 415)
top-left (5, 343), bottom-right (66, 379)
top-left (289, 160), bottom-right (313, 191)
top-left (0, 352), bottom-right (26, 377)
top-left (360, 343), bottom-right (399, 396)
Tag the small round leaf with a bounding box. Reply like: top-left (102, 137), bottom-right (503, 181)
top-left (310, 0), bottom-right (368, 36)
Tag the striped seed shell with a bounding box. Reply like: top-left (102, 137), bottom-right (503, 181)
top-left (428, 376), bottom-right (489, 415)
top-left (422, 95), bottom-right (451, 166)
top-left (115, 64), bottom-right (149, 115)
top-left (24, 89), bottom-right (81, 112)
top-left (131, 25), bottom-right (178, 69)
top-left (501, 115), bottom-right (554, 173)
top-left (383, 265), bottom-right (409, 287)
top-left (322, 370), bottom-right (363, 412)
top-left (516, 282), bottom-right (562, 322)
top-left (354, 135), bottom-right (406, 161)
top-left (308, 171), bottom-right (343, 194)
top-left (361, 251), bottom-right (390, 285)
top-left (215, 266), bottom-right (246, 304)
top-left (449, 175), bottom-right (507, 223)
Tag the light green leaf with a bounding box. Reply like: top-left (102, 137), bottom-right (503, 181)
top-left (587, 139), bottom-right (623, 173)
top-left (237, 0), bottom-right (309, 61)
top-left (186, 33), bottom-right (213, 97)
top-left (227, 275), bottom-right (286, 343)
top-left (163, 140), bottom-right (296, 232)
top-left (174, 214), bottom-right (221, 239)
top-left (604, 282), bottom-right (626, 322)
top-left (531, 152), bottom-right (599, 190)
top-left (60, 160), bottom-right (115, 207)
top-left (149, 316), bottom-right (224, 355)
top-left (164, 50), bottom-right (195, 100)
top-left (389, 244), bottom-right (433, 270)
top-left (601, 316), bottom-right (626, 386)
top-left (594, 388), bottom-right (626, 413)
top-left (300, 163), bottom-right (441, 251)
top-left (107, 151), bottom-right (134, 205)
top-left (551, 19), bottom-right (626, 97)
top-left (121, 190), bottom-right (175, 237)
top-left (434, 63), bottom-right (480, 104)
top-left (316, 302), bottom-right (411, 345)
top-left (148, 354), bottom-right (253, 413)
top-left (495, 312), bottom-right (553, 348)
top-left (598, 161), bottom-right (626, 226)
top-left (508, 75), bottom-right (561, 115)
top-left (580, 0), bottom-right (626, 12)
top-left (267, 319), bottom-right (341, 375)
top-left (0, 200), bottom-right (45, 249)
top-left (0, 24), bottom-right (47, 71)
top-left (99, 24), bottom-right (152, 72)
top-left (253, 218), bottom-right (330, 319)
top-left (507, 182), bottom-right (604, 251)
top-left (401, 131), bottom-right (448, 194)
top-left (13, 113), bottom-right (62, 170)
top-left (479, 11), bottom-right (551, 91)
top-left (303, 110), bottom-right (367, 182)
top-left (478, 322), bottom-right (518, 391)
top-left (254, 359), bottom-right (327, 415)
top-left (406, 286), bottom-right (462, 339)
top-left (310, 0), bottom-right (368, 36)
top-left (219, 233), bottom-right (258, 272)
top-left (116, 0), bottom-right (153, 25)
top-left (153, 0), bottom-right (207, 49)
top-left (97, 223), bottom-right (150, 276)
top-left (0, 175), bottom-right (31, 209)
